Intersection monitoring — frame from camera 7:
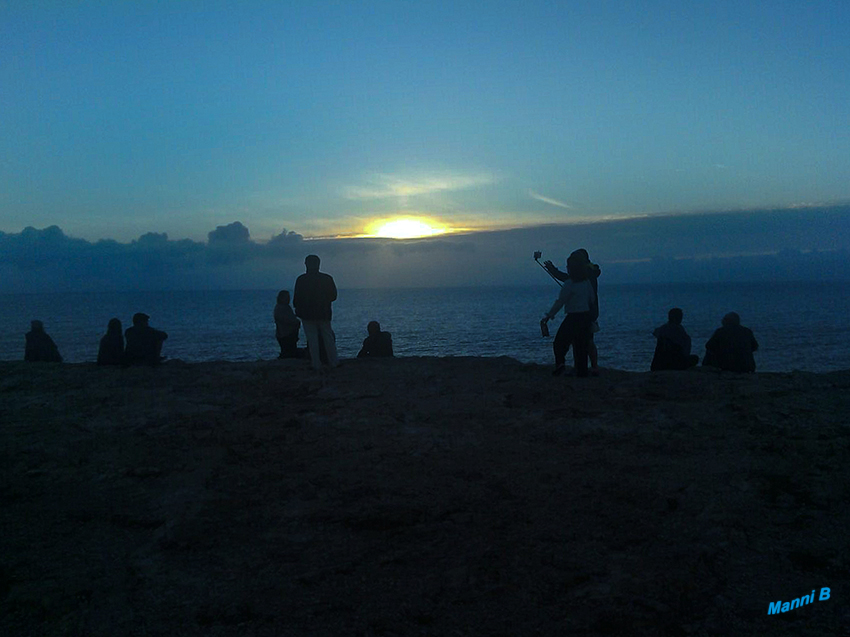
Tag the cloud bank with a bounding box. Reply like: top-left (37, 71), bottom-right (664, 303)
top-left (1, 207), bottom-right (849, 291)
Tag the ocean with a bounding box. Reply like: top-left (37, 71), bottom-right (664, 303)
top-left (2, 282), bottom-right (849, 372)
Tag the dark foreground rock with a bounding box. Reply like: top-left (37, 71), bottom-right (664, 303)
top-left (1, 358), bottom-right (849, 636)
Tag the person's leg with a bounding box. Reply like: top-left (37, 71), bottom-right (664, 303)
top-left (588, 334), bottom-right (598, 371)
top-left (571, 314), bottom-right (591, 378)
top-left (552, 317), bottom-right (571, 372)
top-left (276, 336), bottom-right (286, 358)
top-left (318, 320), bottom-right (338, 367)
top-left (281, 334), bottom-right (299, 358)
top-left (302, 321), bottom-right (322, 369)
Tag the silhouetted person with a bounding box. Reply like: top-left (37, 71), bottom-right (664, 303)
top-left (24, 320), bottom-right (62, 362)
top-left (293, 254), bottom-right (338, 370)
top-left (545, 249), bottom-right (601, 375)
top-left (123, 313), bottom-right (168, 366)
top-left (703, 312), bottom-right (758, 373)
top-left (357, 321), bottom-right (394, 358)
top-left (541, 251), bottom-right (597, 378)
top-left (97, 318), bottom-right (124, 365)
top-left (274, 290), bottom-right (301, 359)
top-left (651, 308), bottom-right (699, 371)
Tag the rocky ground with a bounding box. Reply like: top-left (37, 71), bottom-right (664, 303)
top-left (1, 357), bottom-right (849, 636)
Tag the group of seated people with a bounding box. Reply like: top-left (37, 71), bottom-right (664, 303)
top-left (25, 313), bottom-right (168, 366)
top-left (651, 308), bottom-right (758, 373)
top-left (25, 302), bottom-right (755, 373)
top-left (97, 313), bottom-right (169, 366)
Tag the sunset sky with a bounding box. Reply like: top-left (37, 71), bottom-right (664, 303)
top-left (1, 1), bottom-right (849, 289)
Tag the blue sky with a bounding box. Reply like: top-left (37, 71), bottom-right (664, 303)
top-left (1, 1), bottom-right (849, 288)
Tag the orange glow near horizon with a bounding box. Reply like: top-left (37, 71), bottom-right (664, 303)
top-left (365, 217), bottom-right (449, 239)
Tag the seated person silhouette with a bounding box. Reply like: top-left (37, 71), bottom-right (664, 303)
top-left (702, 312), bottom-right (758, 372)
top-left (97, 318), bottom-right (124, 365)
top-left (123, 313), bottom-right (168, 366)
top-left (651, 307), bottom-right (699, 371)
top-left (357, 321), bottom-right (394, 358)
top-left (24, 320), bottom-right (62, 362)
top-left (274, 290), bottom-right (301, 359)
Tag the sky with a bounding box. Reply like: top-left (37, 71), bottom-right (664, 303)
top-left (1, 1), bottom-right (849, 289)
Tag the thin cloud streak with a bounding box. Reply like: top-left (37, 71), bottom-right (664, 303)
top-left (529, 191), bottom-right (574, 209)
top-left (344, 173), bottom-right (496, 200)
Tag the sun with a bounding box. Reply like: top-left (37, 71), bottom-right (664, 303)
top-left (366, 217), bottom-right (448, 239)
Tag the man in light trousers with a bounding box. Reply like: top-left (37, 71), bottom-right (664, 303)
top-left (293, 254), bottom-right (338, 370)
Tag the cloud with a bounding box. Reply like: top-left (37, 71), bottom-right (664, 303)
top-left (208, 221), bottom-right (251, 244)
top-left (0, 222), bottom-right (305, 290)
top-left (206, 222), bottom-right (254, 265)
top-left (1, 206), bottom-right (849, 291)
top-left (529, 191), bottom-right (574, 209)
top-left (263, 228), bottom-right (304, 258)
top-left (344, 172), bottom-right (496, 200)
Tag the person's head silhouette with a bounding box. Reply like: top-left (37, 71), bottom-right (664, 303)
top-left (305, 255), bottom-right (320, 272)
top-left (668, 308), bottom-right (684, 325)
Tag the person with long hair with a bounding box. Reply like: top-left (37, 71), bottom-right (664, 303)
top-left (97, 318), bottom-right (124, 365)
top-left (543, 249), bottom-right (601, 375)
top-left (541, 251), bottom-right (597, 377)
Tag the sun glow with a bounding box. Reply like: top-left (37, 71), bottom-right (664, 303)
top-left (366, 217), bottom-right (448, 239)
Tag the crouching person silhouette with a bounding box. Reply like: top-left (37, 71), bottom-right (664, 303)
top-left (357, 321), bottom-right (393, 358)
top-left (123, 313), bottom-right (168, 366)
top-left (651, 308), bottom-right (699, 371)
top-left (25, 320), bottom-right (62, 362)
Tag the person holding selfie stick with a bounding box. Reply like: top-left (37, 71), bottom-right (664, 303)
top-left (537, 249), bottom-right (601, 375)
top-left (540, 251), bottom-right (597, 378)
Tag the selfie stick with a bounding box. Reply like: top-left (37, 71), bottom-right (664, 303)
top-left (533, 251), bottom-right (563, 287)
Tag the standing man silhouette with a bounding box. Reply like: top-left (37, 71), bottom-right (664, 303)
top-left (293, 254), bottom-right (339, 370)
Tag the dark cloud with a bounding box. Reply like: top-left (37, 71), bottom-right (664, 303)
top-left (267, 228), bottom-right (303, 245)
top-left (206, 223), bottom-right (252, 265)
top-left (208, 222), bottom-right (251, 244)
top-left (0, 225), bottom-right (90, 269)
top-left (262, 228), bottom-right (307, 261)
top-left (0, 207), bottom-right (848, 291)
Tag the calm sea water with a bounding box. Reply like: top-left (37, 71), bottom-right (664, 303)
top-left (1, 283), bottom-right (849, 372)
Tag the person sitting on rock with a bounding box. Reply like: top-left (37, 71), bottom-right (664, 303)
top-left (357, 321), bottom-right (394, 358)
top-left (123, 313), bottom-right (168, 366)
top-left (24, 320), bottom-right (62, 362)
top-left (702, 312), bottom-right (758, 373)
top-left (97, 318), bottom-right (124, 365)
top-left (651, 307), bottom-right (699, 371)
